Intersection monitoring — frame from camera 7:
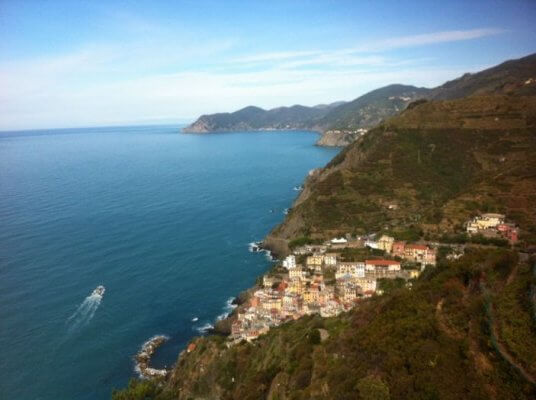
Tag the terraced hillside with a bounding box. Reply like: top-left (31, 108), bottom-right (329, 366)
top-left (264, 94), bottom-right (536, 256)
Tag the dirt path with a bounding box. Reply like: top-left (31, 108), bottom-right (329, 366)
top-left (435, 299), bottom-right (464, 340)
top-left (506, 263), bottom-right (519, 286)
top-left (488, 302), bottom-right (536, 385)
top-left (481, 275), bottom-right (536, 386)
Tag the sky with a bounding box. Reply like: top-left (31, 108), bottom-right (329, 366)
top-left (0, 0), bottom-right (535, 130)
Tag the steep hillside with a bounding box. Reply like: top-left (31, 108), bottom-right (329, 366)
top-left (318, 84), bottom-right (430, 130)
top-left (113, 248), bottom-right (536, 400)
top-left (264, 94), bottom-right (536, 256)
top-left (314, 53), bottom-right (536, 146)
top-left (182, 103), bottom-right (342, 133)
top-left (430, 53), bottom-right (536, 100)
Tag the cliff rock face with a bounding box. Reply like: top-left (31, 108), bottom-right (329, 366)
top-left (314, 130), bottom-right (359, 147)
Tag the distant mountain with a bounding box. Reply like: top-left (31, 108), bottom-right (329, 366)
top-left (319, 84), bottom-right (431, 130)
top-left (316, 84), bottom-right (430, 146)
top-left (183, 53), bottom-right (536, 146)
top-left (182, 102), bottom-right (344, 133)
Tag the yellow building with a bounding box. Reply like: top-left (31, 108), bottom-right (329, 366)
top-left (287, 279), bottom-right (303, 294)
top-left (323, 253), bottom-right (338, 266)
top-left (289, 266), bottom-right (308, 280)
top-left (377, 235), bottom-right (395, 253)
top-left (355, 277), bottom-right (377, 292)
top-left (467, 213), bottom-right (505, 232)
top-left (262, 296), bottom-right (282, 312)
top-left (306, 255), bottom-right (323, 268)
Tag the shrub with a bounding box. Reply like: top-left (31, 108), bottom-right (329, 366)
top-left (356, 375), bottom-right (390, 400)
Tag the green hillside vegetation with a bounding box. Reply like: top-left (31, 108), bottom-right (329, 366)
top-left (112, 248), bottom-right (536, 400)
top-left (318, 84), bottom-right (430, 130)
top-left (430, 53), bottom-right (536, 100)
top-left (267, 94), bottom-right (536, 251)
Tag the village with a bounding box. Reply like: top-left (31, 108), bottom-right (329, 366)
top-left (230, 211), bottom-right (519, 343)
top-left (230, 233), bottom-right (437, 343)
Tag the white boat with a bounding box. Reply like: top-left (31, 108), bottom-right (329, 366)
top-left (191, 317), bottom-right (198, 322)
top-left (92, 285), bottom-right (105, 296)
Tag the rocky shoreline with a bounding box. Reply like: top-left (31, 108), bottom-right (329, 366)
top-left (135, 335), bottom-right (169, 378)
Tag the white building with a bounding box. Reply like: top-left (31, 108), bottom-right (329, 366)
top-left (365, 259), bottom-right (401, 273)
top-left (355, 277), bottom-right (377, 293)
top-left (365, 239), bottom-right (379, 249)
top-left (289, 266), bottom-right (308, 280)
top-left (323, 253), bottom-right (338, 266)
top-left (282, 255), bottom-right (296, 269)
top-left (335, 262), bottom-right (365, 279)
top-left (331, 237), bottom-right (347, 244)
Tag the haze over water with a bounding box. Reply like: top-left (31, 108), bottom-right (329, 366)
top-left (0, 125), bottom-right (339, 400)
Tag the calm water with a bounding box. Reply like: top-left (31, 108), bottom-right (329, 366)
top-left (0, 125), bottom-right (338, 400)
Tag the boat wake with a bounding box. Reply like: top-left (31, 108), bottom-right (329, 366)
top-left (66, 286), bottom-right (105, 333)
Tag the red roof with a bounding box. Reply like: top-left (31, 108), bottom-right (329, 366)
top-left (365, 259), bottom-right (400, 266)
top-left (406, 244), bottom-right (428, 250)
top-left (187, 343), bottom-right (197, 352)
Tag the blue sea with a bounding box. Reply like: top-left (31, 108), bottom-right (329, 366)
top-left (0, 125), bottom-right (339, 400)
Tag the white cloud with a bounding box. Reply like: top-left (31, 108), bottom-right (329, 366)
top-left (0, 27), bottom-right (506, 130)
top-left (356, 28), bottom-right (505, 52)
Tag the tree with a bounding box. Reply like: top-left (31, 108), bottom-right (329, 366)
top-left (308, 328), bottom-right (321, 345)
top-left (356, 375), bottom-right (390, 400)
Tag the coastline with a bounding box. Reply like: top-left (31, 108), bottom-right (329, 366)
top-left (136, 190), bottom-right (302, 376)
top-left (181, 126), bottom-right (348, 147)
top-left (181, 127), bottom-right (322, 134)
top-left (127, 131), bottom-right (340, 381)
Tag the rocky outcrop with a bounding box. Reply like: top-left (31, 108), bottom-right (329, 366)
top-left (315, 130), bottom-right (360, 146)
top-left (135, 335), bottom-right (169, 378)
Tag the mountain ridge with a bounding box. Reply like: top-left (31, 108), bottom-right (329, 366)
top-left (182, 102), bottom-right (344, 133)
top-left (183, 53), bottom-right (536, 146)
